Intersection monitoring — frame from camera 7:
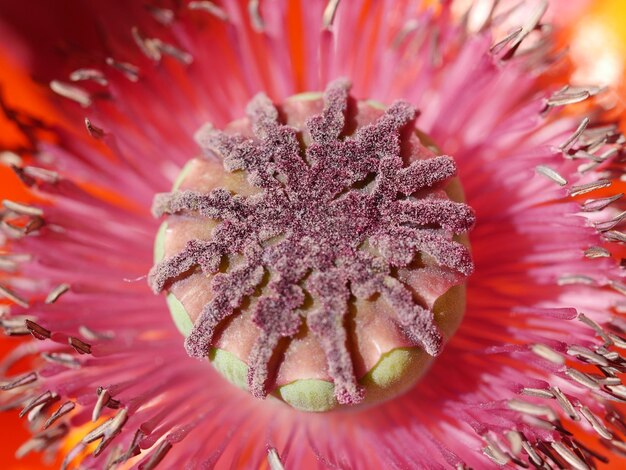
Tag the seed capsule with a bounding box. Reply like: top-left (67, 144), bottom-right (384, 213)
top-left (151, 80), bottom-right (474, 411)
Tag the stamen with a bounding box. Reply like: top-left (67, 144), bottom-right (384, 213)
top-left (501, 0), bottom-right (547, 60)
top-left (132, 27), bottom-right (162, 61)
top-left (152, 39), bottom-right (193, 65)
top-left (535, 165), bottom-right (567, 186)
top-left (69, 68), bottom-right (108, 86)
top-left (521, 439), bottom-right (544, 466)
top-left (551, 386), bottom-right (579, 420)
top-left (21, 166), bottom-right (60, 185)
top-left (188, 1), bottom-right (229, 21)
top-left (586, 137), bottom-right (609, 154)
top-left (567, 345), bottom-right (609, 366)
top-left (531, 344), bottom-right (564, 364)
top-left (569, 179), bottom-right (612, 197)
top-left (560, 118), bottom-right (590, 152)
top-left (43, 401), bottom-right (75, 430)
top-left (19, 391), bottom-right (58, 419)
top-left (506, 431), bottom-right (523, 456)
top-left (105, 58), bottom-right (140, 82)
top-left (595, 211), bottom-right (626, 232)
top-left (69, 336), bottom-right (92, 355)
top-left (0, 151), bottom-right (22, 166)
top-left (579, 406), bottom-right (613, 440)
top-left (45, 283), bottom-right (70, 304)
top-left (582, 193), bottom-right (623, 212)
top-left (551, 442), bottom-right (590, 470)
top-left (558, 274), bottom-right (595, 286)
top-left (323, 0), bottom-right (341, 29)
top-left (392, 20), bottom-right (419, 49)
top-left (610, 281), bottom-right (626, 296)
top-left (2, 200), bottom-right (43, 217)
top-left (598, 147), bottom-right (619, 162)
top-left (84, 118), bottom-right (105, 139)
top-left (0, 257), bottom-right (17, 273)
top-left (606, 385), bottom-right (626, 400)
top-left (25, 320), bottom-right (51, 340)
top-left (79, 326), bottom-right (113, 341)
top-left (490, 27), bottom-right (523, 54)
top-left (248, 0), bottom-right (264, 32)
top-left (483, 440), bottom-right (509, 466)
top-left (0, 220), bottom-right (24, 239)
top-left (547, 89), bottom-right (591, 107)
top-left (578, 313), bottom-right (611, 344)
top-left (146, 5), bottom-right (175, 25)
top-left (138, 441), bottom-right (172, 470)
top-left (49, 80), bottom-right (91, 107)
top-left (537, 441), bottom-right (568, 467)
top-left (599, 377), bottom-right (622, 386)
top-left (116, 429), bottom-right (144, 463)
top-left (92, 391), bottom-right (110, 423)
top-left (0, 317), bottom-right (29, 336)
top-left (565, 368), bottom-right (600, 390)
top-left (0, 372), bottom-right (37, 391)
top-left (507, 399), bottom-right (556, 420)
top-left (104, 446), bottom-right (125, 469)
top-left (41, 353), bottom-right (81, 369)
top-left (267, 447), bottom-right (285, 470)
top-left (604, 231), bottom-right (626, 243)
top-left (521, 387), bottom-right (555, 399)
top-left (572, 150), bottom-right (603, 162)
top-left (82, 408), bottom-right (128, 457)
top-left (15, 424), bottom-right (68, 459)
top-left (0, 284), bottom-right (29, 308)
top-left (608, 334), bottom-right (626, 349)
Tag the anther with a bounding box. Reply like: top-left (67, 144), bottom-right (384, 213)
top-left (69, 68), bottom-right (108, 86)
top-left (19, 391), bottom-right (58, 419)
top-left (84, 408), bottom-right (128, 456)
top-left (0, 372), bottom-right (37, 391)
top-left (582, 194), bottom-right (623, 212)
top-left (131, 27), bottom-right (161, 61)
top-left (569, 179), bottom-right (612, 197)
top-left (138, 440), bottom-right (172, 470)
top-left (188, 1), bottom-right (229, 21)
top-left (146, 5), bottom-right (175, 25)
top-left (2, 200), bottom-right (43, 217)
top-left (85, 118), bottom-right (105, 139)
top-left (248, 0), bottom-right (264, 32)
top-left (551, 442), bottom-right (591, 470)
top-left (43, 401), bottom-right (75, 430)
top-left (0, 284), bottom-right (29, 308)
top-left (535, 165), bottom-right (567, 186)
top-left (267, 447), bottom-right (285, 470)
top-left (105, 58), bottom-right (140, 82)
top-left (323, 0), bottom-right (341, 29)
top-left (25, 320), bottom-right (51, 340)
top-left (50, 80), bottom-right (92, 107)
top-left (69, 336), bottom-right (92, 355)
top-left (44, 283), bottom-right (70, 304)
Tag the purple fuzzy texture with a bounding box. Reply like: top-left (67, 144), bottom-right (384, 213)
top-left (149, 79), bottom-right (475, 404)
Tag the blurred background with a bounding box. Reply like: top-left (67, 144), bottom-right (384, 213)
top-left (0, 0), bottom-right (625, 468)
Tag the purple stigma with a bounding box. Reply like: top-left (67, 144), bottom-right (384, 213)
top-left (149, 79), bottom-right (475, 405)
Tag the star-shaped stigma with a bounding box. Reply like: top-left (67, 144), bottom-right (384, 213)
top-left (149, 80), bottom-right (475, 405)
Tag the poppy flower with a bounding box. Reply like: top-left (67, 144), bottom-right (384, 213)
top-left (1, 0), bottom-right (626, 468)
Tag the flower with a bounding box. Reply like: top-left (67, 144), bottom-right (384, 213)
top-left (0, 0), bottom-right (625, 469)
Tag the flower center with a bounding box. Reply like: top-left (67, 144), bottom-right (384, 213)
top-left (149, 80), bottom-right (475, 411)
